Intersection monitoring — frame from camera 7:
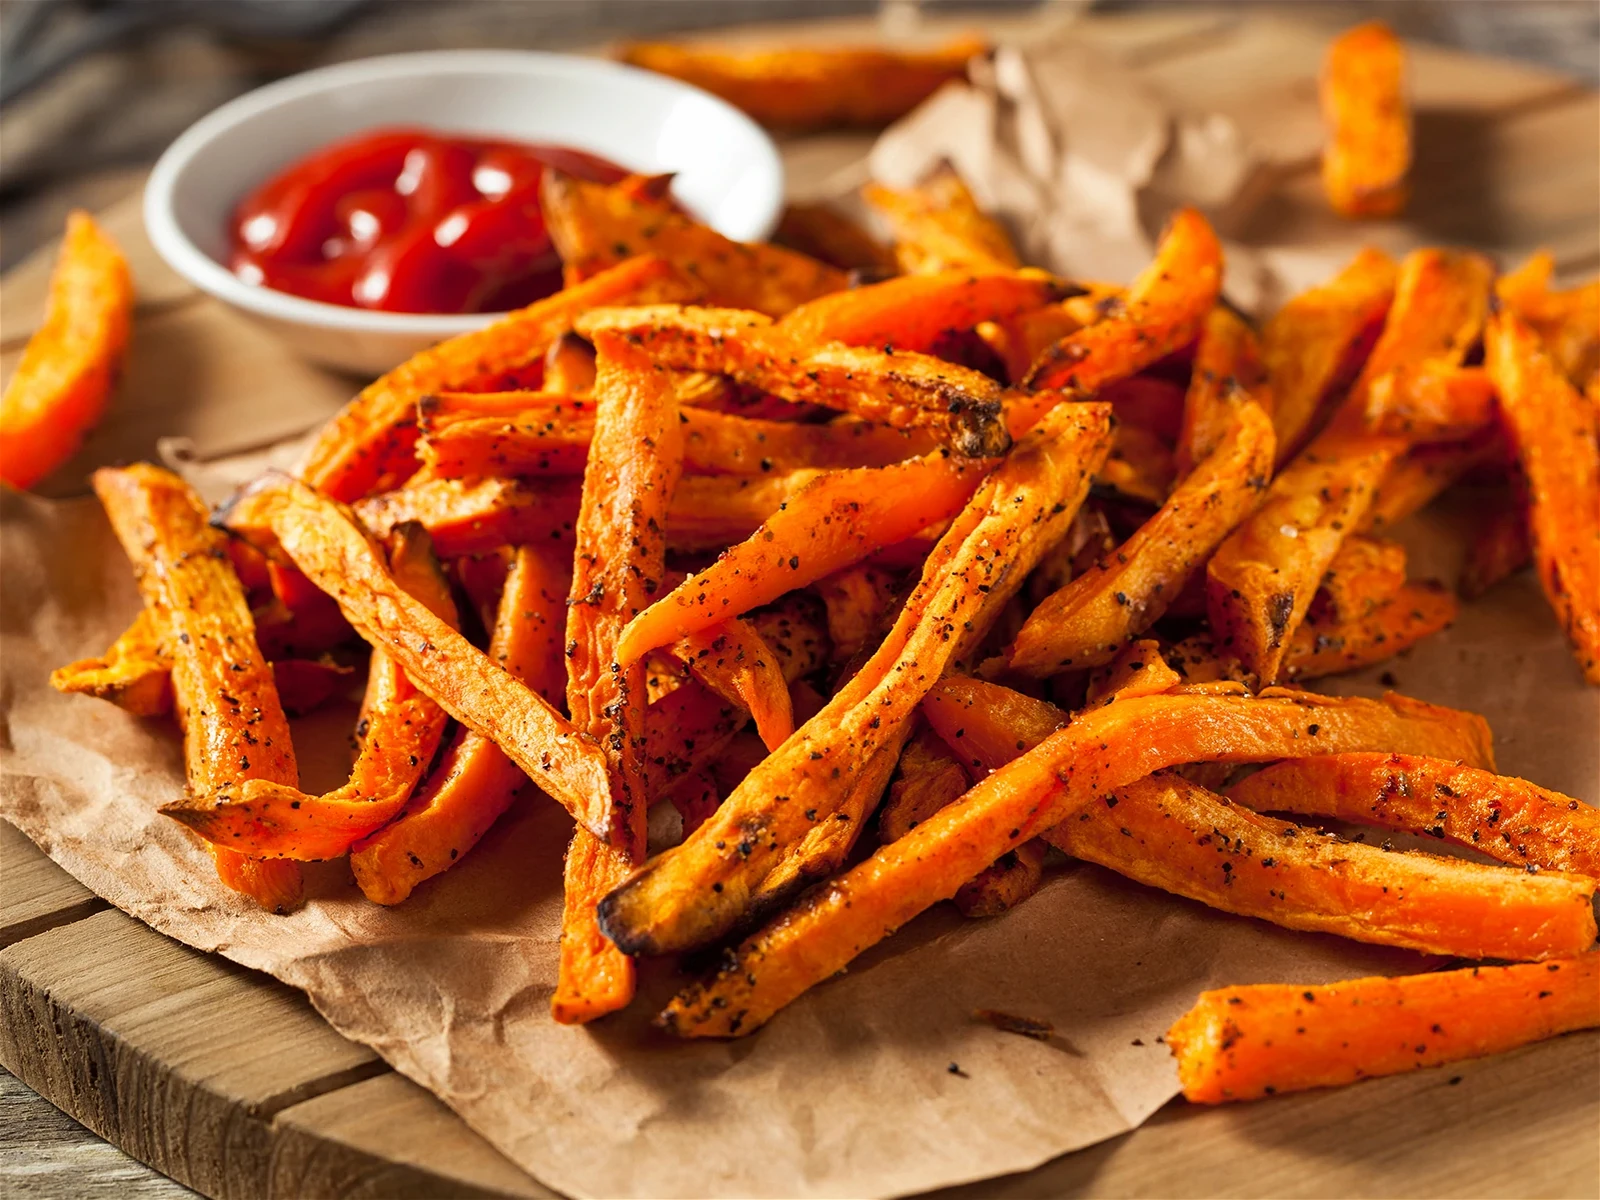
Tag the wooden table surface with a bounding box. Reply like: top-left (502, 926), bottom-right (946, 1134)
top-left (2, 5), bottom-right (1599, 1198)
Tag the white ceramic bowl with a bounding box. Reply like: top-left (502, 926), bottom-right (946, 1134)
top-left (144, 50), bottom-right (784, 376)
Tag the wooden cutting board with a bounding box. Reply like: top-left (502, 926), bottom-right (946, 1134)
top-left (2, 8), bottom-right (1597, 1198)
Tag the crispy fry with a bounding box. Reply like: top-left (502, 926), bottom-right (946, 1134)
top-left (1177, 307), bottom-right (1271, 477)
top-left (416, 406), bottom-right (593, 479)
top-left (662, 686), bottom-right (1493, 1036)
top-left (1263, 248), bottom-right (1398, 465)
top-left (989, 284), bottom-right (1121, 385)
top-left (543, 330), bottom-right (597, 394)
top-left (1020, 209), bottom-right (1221, 409)
top-left (575, 304), bottom-right (1013, 456)
top-left (1459, 501), bottom-right (1531, 599)
top-left (954, 838), bottom-right (1048, 919)
top-left (862, 166), bottom-right (1020, 275)
top-left (1321, 21), bottom-right (1410, 218)
top-left (1168, 956), bottom-right (1600, 1104)
top-left (350, 544), bottom-right (566, 903)
top-left (1496, 252), bottom-right (1600, 388)
top-left (1286, 581), bottom-right (1456, 681)
top-left (672, 619), bottom-right (794, 751)
top-left (0, 212), bottom-right (132, 490)
top-left (301, 255), bottom-right (696, 501)
top-left (1362, 363), bottom-right (1495, 442)
top-left (1100, 422), bottom-right (1176, 506)
top-left (1229, 753), bottom-right (1600, 877)
top-left (1361, 430), bottom-right (1504, 533)
top-left (680, 409), bottom-right (935, 474)
top-left (878, 723), bottom-right (971, 844)
top-left (615, 450), bottom-right (994, 665)
top-left (218, 472), bottom-right (615, 839)
top-left (542, 171), bottom-right (845, 315)
top-left (1313, 534), bottom-right (1407, 622)
top-left (49, 606), bottom-right (172, 717)
top-left (1484, 309), bottom-right (1600, 684)
top-left (164, 524), bottom-right (460, 860)
top-left (92, 464), bottom-right (303, 912)
top-left (814, 564), bottom-right (900, 664)
top-left (600, 402), bottom-right (1112, 956)
top-left (772, 202), bottom-right (896, 272)
top-left (1083, 639), bottom-right (1183, 706)
top-left (353, 476), bottom-right (582, 557)
top-left (1007, 398), bottom-right (1273, 674)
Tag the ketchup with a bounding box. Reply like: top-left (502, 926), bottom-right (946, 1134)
top-left (229, 128), bottom-right (629, 314)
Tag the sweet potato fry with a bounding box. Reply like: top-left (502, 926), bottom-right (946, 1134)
top-left (878, 723), bottom-right (971, 844)
top-left (1321, 21), bottom-right (1410, 218)
top-left (543, 330), bottom-right (597, 394)
top-left (49, 606), bottom-right (172, 717)
top-left (667, 469), bottom-right (826, 552)
top-left (680, 409), bottom-right (935, 474)
top-left (353, 476), bottom-right (582, 557)
top-left (542, 171), bottom-right (845, 315)
top-left (1262, 247), bottom-right (1397, 465)
top-left (1313, 534), bottom-right (1407, 622)
top-left (988, 283), bottom-right (1122, 385)
top-left (1459, 501), bottom-right (1531, 599)
top-left (772, 202), bottom-right (896, 272)
top-left (1496, 252), bottom-right (1600, 389)
top-left (301, 255), bottom-right (697, 501)
top-left (1484, 309), bottom-right (1600, 684)
top-left (1168, 955), bottom-right (1600, 1104)
top-left (1361, 363), bottom-right (1494, 442)
top-left (1020, 209), bottom-right (1221, 409)
top-left (672, 619), bottom-right (794, 751)
top-left (218, 472), bottom-right (614, 838)
top-left (662, 686), bottom-right (1493, 1036)
top-left (600, 402), bottom-right (1112, 956)
top-left (1099, 422), bottom-right (1176, 506)
top-left (1177, 306), bottom-right (1272, 477)
top-left (952, 836), bottom-right (1049, 918)
top-left (164, 523), bottom-right (461, 860)
top-left (1229, 753), bottom-right (1600, 877)
top-left (814, 564), bottom-right (901, 664)
top-left (614, 450), bottom-right (994, 665)
top-left (619, 38), bottom-right (983, 132)
top-left (0, 212), bottom-right (132, 490)
top-left (861, 165), bottom-right (1020, 276)
top-left (91, 464), bottom-right (304, 912)
top-left (1007, 398), bottom-right (1273, 674)
top-left (1160, 633), bottom-right (1247, 687)
top-left (1083, 639), bottom-right (1183, 707)
top-left (1360, 430), bottom-right (1504, 533)
top-left (1285, 581), bottom-right (1457, 681)
top-left (575, 304), bottom-right (1013, 456)
top-left (667, 768), bottom-right (723, 840)
top-left (416, 406), bottom-right (593, 479)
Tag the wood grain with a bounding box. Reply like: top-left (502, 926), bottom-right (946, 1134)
top-left (0, 821), bottom-right (106, 948)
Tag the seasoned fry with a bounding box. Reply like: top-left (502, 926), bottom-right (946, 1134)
top-left (862, 166), bottom-right (1021, 275)
top-left (218, 472), bottom-right (615, 838)
top-left (353, 476), bottom-right (582, 557)
top-left (92, 464), bottom-right (304, 911)
top-left (1168, 956), bottom-right (1600, 1103)
top-left (668, 469), bottom-right (827, 552)
top-left (1229, 753), bottom-right (1600, 877)
top-left (49, 606), bottom-right (172, 717)
top-left (1313, 534), bottom-right (1407, 622)
top-left (543, 330), bottom-right (597, 394)
top-left (679, 409), bottom-right (934, 474)
top-left (163, 523), bottom-right (460, 860)
top-left (772, 202), bottom-right (896, 272)
top-left (954, 838), bottom-right (1047, 919)
top-left (600, 402), bottom-right (1112, 956)
top-left (672, 619), bottom-right (794, 751)
top-left (1263, 247), bottom-right (1397, 465)
top-left (615, 450), bottom-right (994, 665)
top-left (0, 212), bottom-right (132, 490)
top-left (542, 171), bottom-right (845, 315)
top-left (1083, 639), bottom-right (1183, 706)
top-left (878, 724), bottom-right (971, 844)
top-left (270, 657), bottom-right (354, 717)
top-left (1362, 363), bottom-right (1495, 442)
top-left (575, 304), bottom-right (1013, 456)
top-left (1007, 398), bottom-right (1273, 674)
top-left (416, 406), bottom-right (593, 479)
top-left (814, 564), bottom-right (900, 664)
top-left (1484, 309), bottom-right (1600, 684)
top-left (1020, 209), bottom-right (1221, 408)
top-left (351, 542), bottom-right (568, 904)
top-left (301, 255), bottom-right (697, 501)
top-left (1459, 501), bottom-right (1531, 599)
top-left (1100, 422), bottom-right (1176, 506)
top-left (1285, 581), bottom-right (1456, 681)
top-left (1321, 21), bottom-right (1410, 218)
top-left (662, 686), bottom-right (1493, 1035)
top-left (1360, 430), bottom-right (1504, 533)
top-left (1496, 251), bottom-right (1600, 388)
top-left (619, 37), bottom-right (983, 132)
top-left (1177, 307), bottom-right (1271, 477)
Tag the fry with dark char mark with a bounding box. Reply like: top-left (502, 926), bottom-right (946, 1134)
top-left (1321, 21), bottom-right (1410, 218)
top-left (1168, 956), bottom-right (1599, 1104)
top-left (543, 330), bottom-right (597, 394)
top-left (615, 449), bottom-right (994, 665)
top-left (1229, 753), bottom-right (1600, 877)
top-left (1484, 308), bottom-right (1600, 684)
top-left (575, 304), bottom-right (1013, 456)
top-left (619, 37), bottom-right (984, 132)
top-left (92, 464), bottom-right (304, 912)
top-left (541, 171), bottom-right (845, 315)
top-left (162, 523), bottom-right (460, 861)
top-left (50, 606), bottom-right (173, 717)
top-left (1177, 307), bottom-right (1272, 477)
top-left (301, 255), bottom-right (697, 502)
top-left (1283, 580), bottom-right (1457, 681)
top-left (862, 165), bottom-right (1021, 275)
top-left (351, 542), bottom-right (568, 904)
top-left (660, 686), bottom-right (1493, 1036)
top-left (599, 401), bottom-right (1112, 957)
top-left (1006, 397), bottom-right (1274, 675)
top-left (217, 471), bottom-right (614, 840)
top-left (556, 333), bottom-right (685, 1024)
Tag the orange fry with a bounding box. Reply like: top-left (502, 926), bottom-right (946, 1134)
top-left (1313, 534), bottom-right (1407, 622)
top-left (672, 619), bottom-right (795, 751)
top-left (1168, 956), bottom-right (1600, 1103)
top-left (1177, 306), bottom-right (1272, 477)
top-left (353, 476), bottom-right (582, 556)
top-left (772, 202), bottom-right (895, 272)
top-left (1459, 501), bottom-right (1531, 599)
top-left (1496, 251), bottom-right (1599, 388)
top-left (1362, 363), bottom-right (1495, 442)
top-left (1083, 639), bottom-right (1183, 707)
top-left (0, 212), bottom-right (132, 490)
top-left (878, 724), bottom-right (971, 844)
top-left (861, 165), bottom-right (1021, 275)
top-left (1360, 429), bottom-right (1505, 533)
top-left (1321, 21), bottom-right (1411, 218)
top-left (1284, 581), bottom-right (1456, 681)
top-left (50, 606), bottom-right (173, 717)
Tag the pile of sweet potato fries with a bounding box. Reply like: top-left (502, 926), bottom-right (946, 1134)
top-left (26, 34), bottom-right (1598, 1107)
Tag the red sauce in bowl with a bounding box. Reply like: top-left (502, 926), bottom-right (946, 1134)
top-left (229, 128), bottom-right (629, 314)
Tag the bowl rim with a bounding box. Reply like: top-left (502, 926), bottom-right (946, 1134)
top-left (143, 48), bottom-right (784, 336)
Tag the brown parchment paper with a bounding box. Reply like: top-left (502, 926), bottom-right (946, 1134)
top-left (3, 27), bottom-right (1598, 1200)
